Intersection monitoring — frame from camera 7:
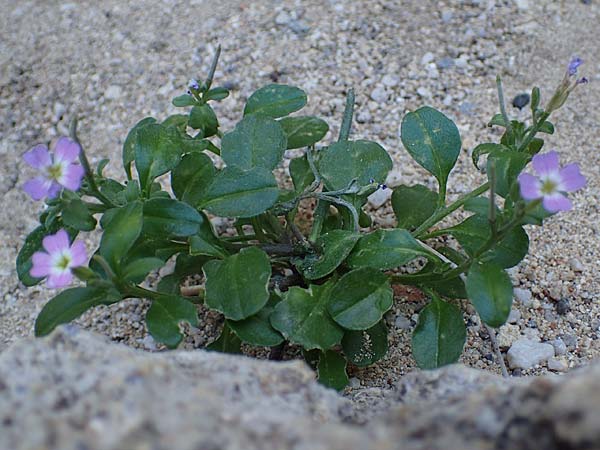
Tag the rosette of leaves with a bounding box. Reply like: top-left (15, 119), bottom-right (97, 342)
top-left (18, 48), bottom-right (565, 390)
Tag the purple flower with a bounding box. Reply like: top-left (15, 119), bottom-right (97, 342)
top-left (30, 229), bottom-right (88, 288)
top-left (188, 78), bottom-right (200, 90)
top-left (568, 56), bottom-right (583, 76)
top-left (22, 137), bottom-right (85, 201)
top-left (517, 151), bottom-right (586, 213)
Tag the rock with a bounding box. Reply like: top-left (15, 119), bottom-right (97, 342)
top-left (394, 315), bottom-right (412, 330)
top-left (440, 10), bottom-right (453, 23)
top-left (547, 357), bottom-right (569, 372)
top-left (381, 74), bottom-right (399, 87)
top-left (497, 324), bottom-right (521, 348)
top-left (367, 187), bottom-right (392, 208)
top-left (569, 258), bottom-right (584, 272)
top-left (507, 309), bottom-right (521, 324)
top-left (274, 10), bottom-right (291, 25)
top-left (513, 0), bottom-right (530, 10)
top-left (421, 52), bottom-right (434, 65)
top-left (514, 287), bottom-right (533, 307)
top-left (416, 87), bottom-right (431, 98)
top-left (104, 85), bottom-right (122, 100)
top-left (552, 338), bottom-right (568, 356)
top-left (437, 57), bottom-right (454, 69)
top-left (370, 86), bottom-right (388, 103)
top-left (562, 333), bottom-right (578, 350)
top-left (556, 299), bottom-right (570, 315)
top-left (356, 110), bottom-right (372, 123)
top-left (507, 339), bottom-right (555, 369)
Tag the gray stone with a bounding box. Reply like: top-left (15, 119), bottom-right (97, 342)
top-left (547, 357), bottom-right (569, 372)
top-left (274, 11), bottom-right (291, 25)
top-left (507, 339), bottom-right (555, 369)
top-left (514, 287), bottom-right (534, 307)
top-left (370, 86), bottom-right (388, 103)
top-left (367, 187), bottom-right (392, 208)
top-left (552, 338), bottom-right (568, 356)
top-left (507, 309), bottom-right (521, 324)
top-left (569, 258), bottom-right (584, 272)
top-left (394, 315), bottom-right (412, 330)
top-left (437, 57), bottom-right (454, 69)
top-left (416, 87), bottom-right (431, 98)
top-left (104, 85), bottom-right (122, 100)
top-left (421, 52), bottom-right (434, 65)
top-left (440, 10), bottom-right (454, 23)
top-left (381, 74), bottom-right (399, 87)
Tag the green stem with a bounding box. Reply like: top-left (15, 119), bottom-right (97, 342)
top-left (496, 75), bottom-right (512, 139)
top-left (338, 88), bottom-right (355, 142)
top-left (205, 44), bottom-right (221, 91)
top-left (309, 200), bottom-right (330, 243)
top-left (412, 182), bottom-right (490, 238)
top-left (517, 111), bottom-right (550, 153)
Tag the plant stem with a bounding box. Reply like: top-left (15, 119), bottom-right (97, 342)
top-left (338, 88), bottom-right (355, 141)
top-left (309, 200), bottom-right (330, 243)
top-left (412, 182), bottom-right (490, 238)
top-left (488, 160), bottom-right (498, 237)
top-left (205, 44), bottom-right (221, 91)
top-left (517, 111), bottom-right (550, 153)
top-left (496, 75), bottom-right (512, 139)
top-left (69, 118), bottom-right (117, 208)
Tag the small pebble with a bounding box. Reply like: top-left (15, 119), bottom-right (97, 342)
top-left (507, 339), bottom-right (555, 369)
top-left (437, 57), bottom-right (454, 69)
top-left (512, 93), bottom-right (530, 110)
top-left (394, 315), bottom-right (412, 330)
top-left (561, 334), bottom-right (578, 350)
top-left (514, 288), bottom-right (533, 307)
top-left (547, 357), bottom-right (569, 372)
top-left (421, 52), bottom-right (434, 65)
top-left (552, 338), bottom-right (567, 356)
top-left (348, 377), bottom-right (361, 388)
top-left (381, 74), bottom-right (399, 87)
top-left (104, 85), bottom-right (122, 100)
top-left (370, 86), bottom-right (388, 103)
top-left (507, 309), bottom-right (521, 324)
top-left (416, 87), bottom-right (431, 98)
top-left (556, 299), bottom-right (570, 315)
top-left (569, 258), bottom-right (584, 272)
top-left (367, 188), bottom-right (392, 208)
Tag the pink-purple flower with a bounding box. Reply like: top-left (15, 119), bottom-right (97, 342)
top-left (22, 137), bottom-right (85, 201)
top-left (30, 229), bottom-right (88, 288)
top-left (517, 151), bottom-right (586, 213)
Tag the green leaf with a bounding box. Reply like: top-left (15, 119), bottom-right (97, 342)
top-left (531, 87), bottom-right (540, 112)
top-left (99, 202), bottom-right (144, 272)
top-left (146, 294), bottom-right (198, 348)
top-left (229, 295), bottom-right (284, 347)
top-left (471, 143), bottom-right (510, 170)
top-left (392, 184), bottom-right (439, 230)
top-left (293, 230), bottom-right (360, 280)
top-left (188, 104), bottom-right (219, 138)
top-left (270, 283), bottom-right (343, 351)
top-left (61, 198), bottom-right (97, 232)
top-left (244, 84), bottom-right (307, 118)
top-left (204, 87), bottom-right (230, 102)
top-left (172, 94), bottom-right (197, 107)
top-left (465, 262), bottom-right (513, 327)
top-left (317, 351), bottom-right (349, 391)
top-left (221, 115), bottom-right (287, 171)
top-left (347, 229), bottom-right (433, 270)
top-left (328, 268), bottom-right (393, 330)
top-left (342, 320), bottom-right (388, 367)
top-left (35, 286), bottom-right (121, 336)
top-left (198, 167), bottom-right (279, 218)
top-left (204, 247), bottom-right (271, 321)
top-left (488, 113), bottom-right (507, 128)
top-left (318, 140), bottom-right (392, 191)
top-left (121, 257), bottom-right (164, 283)
top-left (412, 296), bottom-right (466, 369)
top-left (401, 106), bottom-right (461, 191)
top-left (142, 198), bottom-right (203, 238)
top-left (162, 114), bottom-right (189, 133)
top-left (207, 322), bottom-right (242, 354)
top-left (289, 154), bottom-right (315, 193)
top-left (188, 213), bottom-right (227, 258)
top-left (279, 116), bottom-right (329, 149)
top-left (123, 117), bottom-right (157, 178)
top-left (538, 121), bottom-right (554, 135)
top-left (134, 123), bottom-right (182, 193)
top-left (417, 261), bottom-right (467, 299)
top-left (17, 222), bottom-right (76, 286)
top-left (447, 214), bottom-right (529, 268)
top-left (170, 152), bottom-right (216, 207)
top-left (487, 150), bottom-right (530, 198)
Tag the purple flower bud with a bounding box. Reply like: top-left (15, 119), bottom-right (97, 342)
top-left (577, 77), bottom-right (589, 85)
top-left (380, 184), bottom-right (387, 190)
top-left (568, 57), bottom-right (583, 76)
top-left (188, 78), bottom-right (200, 90)
top-left (369, 178), bottom-right (375, 184)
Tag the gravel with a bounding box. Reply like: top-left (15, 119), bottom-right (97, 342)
top-left (507, 339), bottom-right (555, 370)
top-left (1, 0), bottom-right (599, 396)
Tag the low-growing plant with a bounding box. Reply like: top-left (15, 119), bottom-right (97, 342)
top-left (17, 49), bottom-right (587, 389)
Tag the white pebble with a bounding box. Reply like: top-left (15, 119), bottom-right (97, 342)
top-left (381, 74), bottom-right (399, 87)
top-left (551, 338), bottom-right (567, 356)
top-left (104, 85), bottom-right (122, 100)
top-left (507, 309), bottom-right (521, 324)
top-left (507, 339), bottom-right (555, 369)
top-left (368, 188), bottom-right (392, 208)
top-left (569, 258), bottom-right (584, 272)
top-left (513, 288), bottom-right (533, 307)
top-left (370, 86), bottom-right (388, 103)
top-left (421, 52), bottom-right (434, 65)
top-left (547, 357), bottom-right (569, 372)
top-left (394, 315), bottom-right (412, 330)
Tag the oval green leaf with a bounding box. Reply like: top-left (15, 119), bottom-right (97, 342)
top-left (465, 262), bottom-right (513, 327)
top-left (188, 104), bottom-right (219, 138)
top-left (171, 152), bottom-right (216, 206)
top-left (203, 247), bottom-right (271, 321)
top-left (228, 295), bottom-right (284, 347)
top-left (318, 140), bottom-right (392, 191)
top-left (317, 351), bottom-right (349, 391)
top-left (270, 283), bottom-right (343, 351)
top-left (99, 201), bottom-right (144, 272)
top-left (146, 294), bottom-right (198, 348)
top-left (279, 116), bottom-right (329, 149)
top-left (198, 167), bottom-right (279, 218)
top-left (412, 296), bottom-right (466, 369)
top-left (347, 229), bottom-right (433, 270)
top-left (392, 184), bottom-right (439, 230)
top-left (221, 115), bottom-right (287, 171)
top-left (142, 198), bottom-right (203, 238)
top-left (328, 267), bottom-right (393, 330)
top-left (123, 117), bottom-right (157, 178)
top-left (244, 84), bottom-right (307, 118)
top-left (401, 106), bottom-right (461, 189)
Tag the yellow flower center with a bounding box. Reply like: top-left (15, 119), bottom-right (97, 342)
top-left (56, 254), bottom-right (71, 271)
top-left (540, 179), bottom-right (557, 195)
top-left (47, 163), bottom-right (63, 181)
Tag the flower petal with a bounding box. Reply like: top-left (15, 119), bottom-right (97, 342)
top-left (30, 252), bottom-right (53, 278)
top-left (46, 271), bottom-right (73, 289)
top-left (69, 240), bottom-right (88, 267)
top-left (23, 145), bottom-right (51, 169)
top-left (559, 163), bottom-right (586, 192)
top-left (542, 193), bottom-right (572, 213)
top-left (42, 229), bottom-right (70, 254)
top-left (532, 151), bottom-right (560, 177)
top-left (518, 173), bottom-right (542, 200)
top-left (47, 182), bottom-right (63, 199)
top-left (59, 163), bottom-right (85, 191)
top-left (23, 178), bottom-right (52, 200)
top-left (54, 137), bottom-right (81, 163)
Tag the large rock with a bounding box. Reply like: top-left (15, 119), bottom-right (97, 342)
top-left (1, 327), bottom-right (600, 450)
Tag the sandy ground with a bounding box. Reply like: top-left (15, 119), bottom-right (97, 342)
top-left (1, 0), bottom-right (599, 390)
